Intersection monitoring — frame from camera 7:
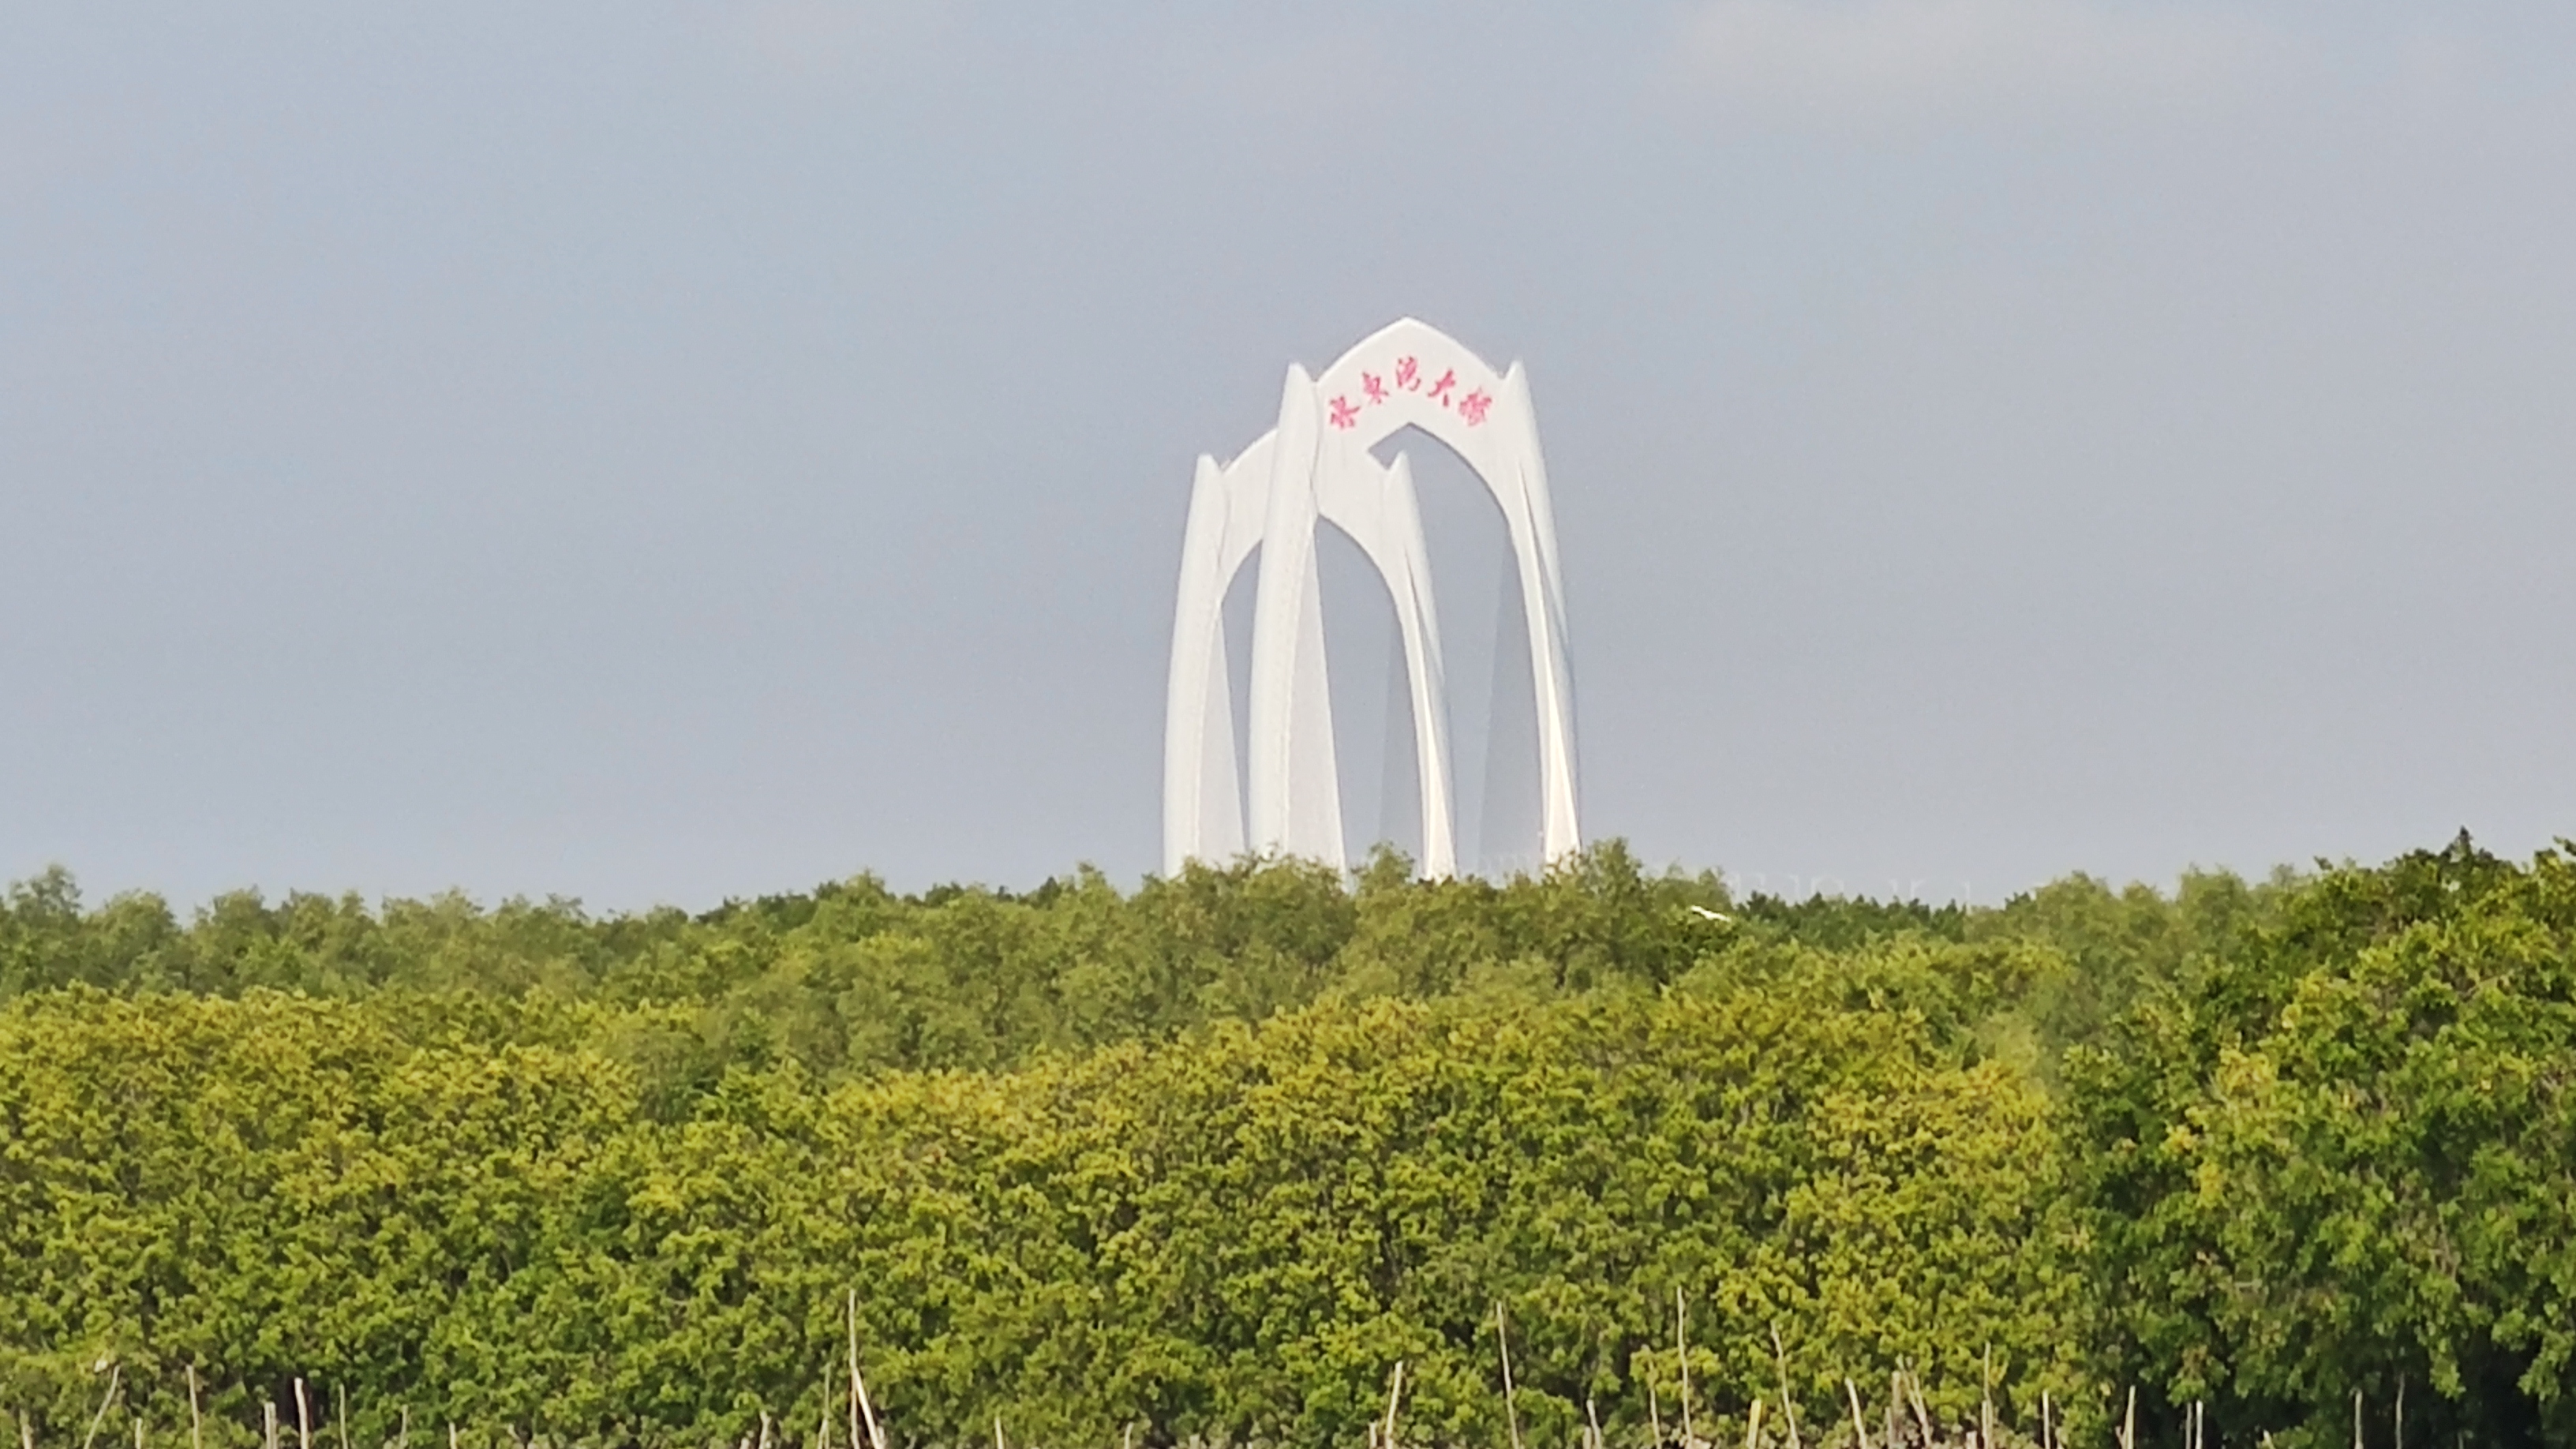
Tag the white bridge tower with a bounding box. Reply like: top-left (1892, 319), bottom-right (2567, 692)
top-left (1163, 319), bottom-right (1579, 877)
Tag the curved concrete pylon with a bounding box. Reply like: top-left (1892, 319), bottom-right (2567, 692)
top-left (1244, 365), bottom-right (1342, 867)
top-left (1500, 362), bottom-right (1581, 863)
top-left (1315, 449), bottom-right (1456, 878)
top-left (1162, 430), bottom-right (1289, 873)
top-left (1162, 453), bottom-right (1243, 874)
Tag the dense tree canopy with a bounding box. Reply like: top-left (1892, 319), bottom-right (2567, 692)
top-left (3, 838), bottom-right (2569, 1448)
top-left (2066, 835), bottom-right (2576, 1449)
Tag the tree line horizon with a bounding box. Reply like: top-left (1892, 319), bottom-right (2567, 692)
top-left (2, 834), bottom-right (2570, 1448)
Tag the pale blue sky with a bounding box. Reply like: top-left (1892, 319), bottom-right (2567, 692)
top-left (6, 1), bottom-right (2573, 908)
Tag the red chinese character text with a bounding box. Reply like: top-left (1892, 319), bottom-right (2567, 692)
top-left (1427, 369), bottom-right (1458, 406)
top-left (1395, 356), bottom-right (1420, 391)
top-left (1327, 395), bottom-right (1361, 430)
top-left (1458, 388), bottom-right (1492, 425)
top-left (1361, 372), bottom-right (1387, 405)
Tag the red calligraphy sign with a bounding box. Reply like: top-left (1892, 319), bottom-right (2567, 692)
top-left (1361, 372), bottom-right (1387, 405)
top-left (1426, 369), bottom-right (1458, 406)
top-left (1458, 388), bottom-right (1492, 425)
top-left (1394, 356), bottom-right (1420, 391)
top-left (1327, 395), bottom-right (1361, 430)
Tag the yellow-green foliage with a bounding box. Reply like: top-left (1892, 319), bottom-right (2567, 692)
top-left (2066, 836), bottom-right (2576, 1449)
top-left (11, 838), bottom-right (2574, 1449)
top-left (0, 963), bottom-right (2077, 1447)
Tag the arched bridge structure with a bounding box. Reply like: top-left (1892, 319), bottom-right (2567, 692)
top-left (1163, 319), bottom-right (1579, 878)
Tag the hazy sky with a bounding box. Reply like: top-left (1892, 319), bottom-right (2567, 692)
top-left (7, 1), bottom-right (2574, 911)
